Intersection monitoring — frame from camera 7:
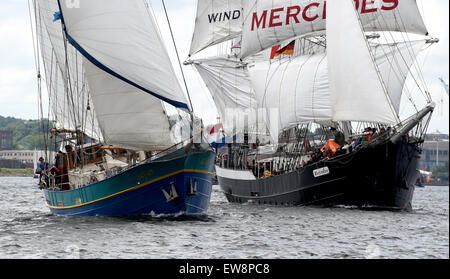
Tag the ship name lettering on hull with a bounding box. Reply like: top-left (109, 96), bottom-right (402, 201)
top-left (313, 167), bottom-right (330, 178)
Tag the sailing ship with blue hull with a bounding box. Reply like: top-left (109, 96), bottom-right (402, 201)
top-left (31, 0), bottom-right (215, 217)
top-left (186, 0), bottom-right (438, 210)
top-left (45, 147), bottom-right (215, 217)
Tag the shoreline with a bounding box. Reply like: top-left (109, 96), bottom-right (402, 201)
top-left (0, 168), bottom-right (34, 177)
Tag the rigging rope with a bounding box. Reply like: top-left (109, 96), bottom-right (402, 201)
top-left (161, 0), bottom-right (195, 114)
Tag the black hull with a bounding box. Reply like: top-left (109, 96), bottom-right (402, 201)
top-left (218, 138), bottom-right (421, 210)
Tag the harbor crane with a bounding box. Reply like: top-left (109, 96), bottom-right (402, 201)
top-left (439, 77), bottom-right (449, 96)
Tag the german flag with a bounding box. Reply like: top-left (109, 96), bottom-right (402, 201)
top-left (271, 41), bottom-right (295, 59)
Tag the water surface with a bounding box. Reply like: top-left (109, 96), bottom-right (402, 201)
top-left (0, 177), bottom-right (448, 259)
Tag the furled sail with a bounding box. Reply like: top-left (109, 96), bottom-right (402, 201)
top-left (250, 40), bottom-right (426, 136)
top-left (35, 0), bottom-right (102, 140)
top-left (240, 0), bottom-right (428, 58)
top-left (58, 0), bottom-right (190, 111)
top-left (327, 0), bottom-right (401, 124)
top-left (189, 0), bottom-right (244, 56)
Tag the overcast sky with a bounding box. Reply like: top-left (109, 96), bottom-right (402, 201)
top-left (0, 0), bottom-right (448, 133)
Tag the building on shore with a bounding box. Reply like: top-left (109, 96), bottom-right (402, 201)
top-left (0, 131), bottom-right (13, 151)
top-left (419, 133), bottom-right (449, 171)
top-left (0, 150), bottom-right (49, 169)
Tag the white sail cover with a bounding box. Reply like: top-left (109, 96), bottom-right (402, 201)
top-left (193, 56), bottom-right (259, 135)
top-left (36, 0), bottom-right (102, 140)
top-left (83, 59), bottom-right (174, 151)
top-left (190, 0), bottom-right (244, 56)
top-left (327, 0), bottom-right (402, 124)
top-left (58, 0), bottom-right (190, 111)
top-left (250, 40), bottom-right (426, 135)
top-left (241, 0), bottom-right (428, 58)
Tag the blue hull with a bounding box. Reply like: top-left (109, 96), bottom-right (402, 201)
top-left (43, 149), bottom-right (215, 217)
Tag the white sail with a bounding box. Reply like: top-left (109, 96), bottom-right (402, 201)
top-left (249, 52), bottom-right (331, 135)
top-left (327, 0), bottom-right (398, 124)
top-left (192, 56), bottom-right (259, 135)
top-left (250, 40), bottom-right (426, 136)
top-left (190, 0), bottom-right (243, 56)
top-left (241, 0), bottom-right (428, 58)
top-left (58, 0), bottom-right (190, 111)
top-left (83, 59), bottom-right (175, 151)
top-left (36, 0), bottom-right (102, 140)
top-left (371, 40), bottom-right (426, 113)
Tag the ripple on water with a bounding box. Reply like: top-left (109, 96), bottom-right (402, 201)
top-left (0, 177), bottom-right (448, 259)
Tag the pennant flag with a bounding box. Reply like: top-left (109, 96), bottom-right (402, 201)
top-left (206, 123), bottom-right (224, 147)
top-left (231, 41), bottom-right (241, 49)
top-left (53, 11), bottom-right (62, 22)
top-left (271, 41), bottom-right (295, 59)
top-left (207, 123), bottom-right (223, 135)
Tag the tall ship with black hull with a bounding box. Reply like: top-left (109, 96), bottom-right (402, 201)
top-left (186, 0), bottom-right (438, 210)
top-left (29, 0), bottom-right (215, 216)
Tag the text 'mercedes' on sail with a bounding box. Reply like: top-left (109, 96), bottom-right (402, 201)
top-left (189, 0), bottom-right (243, 56)
top-left (58, 0), bottom-right (191, 111)
top-left (241, 0), bottom-right (428, 58)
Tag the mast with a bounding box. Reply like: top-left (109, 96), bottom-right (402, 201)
top-left (351, 0), bottom-right (401, 125)
top-left (57, 0), bottom-right (193, 151)
top-left (189, 0), bottom-right (436, 147)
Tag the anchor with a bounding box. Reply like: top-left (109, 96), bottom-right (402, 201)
top-left (162, 182), bottom-right (179, 202)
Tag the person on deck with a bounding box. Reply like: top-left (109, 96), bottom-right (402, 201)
top-left (321, 140), bottom-right (341, 158)
top-left (37, 157), bottom-right (49, 185)
top-left (365, 127), bottom-right (373, 142)
top-left (54, 151), bottom-right (70, 191)
top-left (334, 130), bottom-right (346, 146)
top-left (354, 138), bottom-right (361, 149)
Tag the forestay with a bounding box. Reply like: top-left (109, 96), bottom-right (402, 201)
top-left (249, 40), bottom-right (426, 137)
top-left (240, 0), bottom-right (428, 58)
top-left (58, 0), bottom-right (190, 111)
top-left (190, 0), bottom-right (244, 56)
